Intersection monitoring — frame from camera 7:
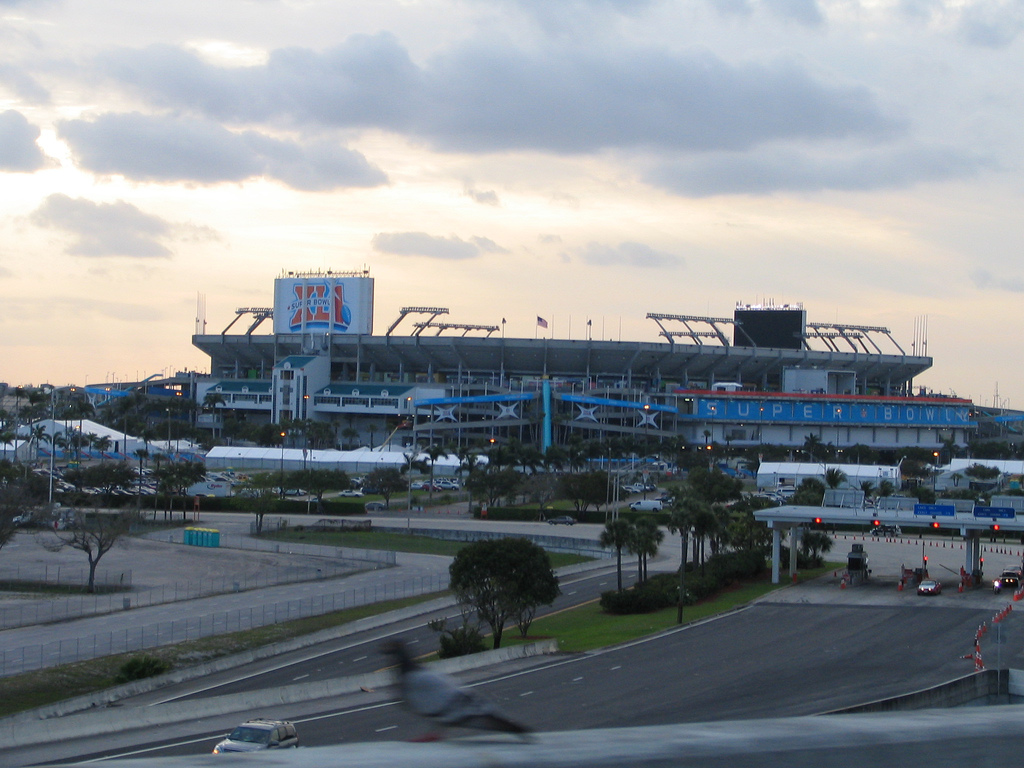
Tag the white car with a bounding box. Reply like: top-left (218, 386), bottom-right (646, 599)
top-left (338, 489), bottom-right (363, 497)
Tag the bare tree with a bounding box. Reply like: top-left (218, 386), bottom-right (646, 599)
top-left (42, 509), bottom-right (131, 593)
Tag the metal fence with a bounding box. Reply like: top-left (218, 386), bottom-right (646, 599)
top-left (0, 535), bottom-right (397, 631)
top-left (0, 571), bottom-right (448, 677)
top-left (0, 565), bottom-right (133, 591)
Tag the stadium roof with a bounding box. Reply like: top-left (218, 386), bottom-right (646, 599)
top-left (194, 332), bottom-right (933, 395)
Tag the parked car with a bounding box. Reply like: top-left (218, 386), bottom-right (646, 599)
top-left (871, 524), bottom-right (901, 537)
top-left (337, 489), bottom-right (363, 497)
top-left (547, 515), bottom-right (576, 525)
top-left (364, 501), bottom-right (387, 511)
top-left (917, 579), bottom-right (942, 596)
top-left (212, 719), bottom-right (298, 754)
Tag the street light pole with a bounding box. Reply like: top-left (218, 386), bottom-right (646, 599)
top-left (280, 430), bottom-right (286, 498)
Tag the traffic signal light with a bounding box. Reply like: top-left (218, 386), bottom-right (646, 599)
top-left (872, 519), bottom-right (880, 527)
top-left (992, 524), bottom-right (1001, 532)
top-left (813, 517), bottom-right (822, 525)
top-left (931, 521), bottom-right (940, 529)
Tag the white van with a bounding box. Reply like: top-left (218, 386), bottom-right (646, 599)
top-left (629, 499), bottom-right (664, 512)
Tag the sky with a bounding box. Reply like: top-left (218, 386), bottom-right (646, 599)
top-left (1, 0), bottom-right (1022, 408)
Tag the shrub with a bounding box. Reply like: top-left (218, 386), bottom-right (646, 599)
top-left (429, 618), bottom-right (487, 658)
top-left (114, 655), bottom-right (171, 683)
top-left (600, 574), bottom-right (680, 614)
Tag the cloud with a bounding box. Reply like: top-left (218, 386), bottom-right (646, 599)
top-left (645, 144), bottom-right (989, 196)
top-left (58, 112), bottom-right (387, 190)
top-left (98, 36), bottom-right (896, 156)
top-left (972, 269), bottom-right (1024, 293)
top-left (0, 110), bottom-right (49, 172)
top-left (29, 194), bottom-right (214, 258)
top-left (0, 65), bottom-right (51, 105)
top-left (577, 241), bottom-right (682, 268)
top-left (372, 231), bottom-right (505, 260)
top-left (957, 1), bottom-right (1024, 48)
top-left (464, 185), bottom-right (501, 206)
top-left (765, 0), bottom-right (824, 27)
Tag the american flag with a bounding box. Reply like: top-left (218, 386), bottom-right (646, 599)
top-left (537, 316), bottom-right (548, 329)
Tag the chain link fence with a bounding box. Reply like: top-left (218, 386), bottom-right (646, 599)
top-left (0, 533), bottom-right (397, 630)
top-left (0, 571), bottom-right (448, 677)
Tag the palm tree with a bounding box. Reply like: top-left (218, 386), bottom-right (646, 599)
top-left (690, 504), bottom-right (720, 575)
top-left (803, 433), bottom-right (823, 462)
top-left (667, 493), bottom-right (701, 624)
top-left (824, 467), bottom-right (848, 489)
top-left (630, 516), bottom-right (664, 583)
top-left (424, 443), bottom-right (449, 499)
top-left (202, 392), bottom-right (227, 439)
top-left (599, 518), bottom-right (634, 592)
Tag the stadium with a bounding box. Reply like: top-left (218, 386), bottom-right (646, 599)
top-left (184, 269), bottom-right (975, 458)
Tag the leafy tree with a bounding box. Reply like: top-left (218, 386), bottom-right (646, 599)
top-left (521, 473), bottom-right (560, 516)
top-left (0, 484), bottom-right (32, 551)
top-left (43, 509), bottom-right (131, 593)
top-left (240, 471), bottom-right (279, 534)
top-left (600, 518), bottom-right (634, 592)
top-left (965, 463), bottom-right (1000, 480)
top-left (73, 462), bottom-right (137, 502)
top-left (465, 466), bottom-right (522, 508)
top-left (290, 468), bottom-right (349, 508)
top-left (684, 466), bottom-right (743, 506)
top-left (365, 467), bottom-right (406, 507)
top-left (448, 537), bottom-right (560, 649)
top-left (558, 471), bottom-right (608, 513)
top-left (163, 461), bottom-right (208, 519)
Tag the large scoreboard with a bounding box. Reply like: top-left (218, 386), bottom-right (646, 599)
top-left (733, 305), bottom-right (805, 349)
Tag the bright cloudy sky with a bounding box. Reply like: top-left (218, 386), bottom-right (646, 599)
top-left (1, 0), bottom-right (1022, 408)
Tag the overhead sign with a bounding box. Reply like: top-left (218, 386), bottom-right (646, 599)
top-left (973, 506), bottom-right (1017, 520)
top-left (914, 503), bottom-right (956, 517)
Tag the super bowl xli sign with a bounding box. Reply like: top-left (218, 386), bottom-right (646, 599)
top-left (273, 275), bottom-right (374, 335)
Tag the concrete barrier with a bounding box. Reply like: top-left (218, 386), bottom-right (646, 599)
top-left (825, 669), bottom-right (999, 713)
top-left (45, 708), bottom-right (1024, 767)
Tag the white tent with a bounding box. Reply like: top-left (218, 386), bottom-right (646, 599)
top-left (756, 461), bottom-right (901, 491)
top-left (204, 446), bottom-right (469, 475)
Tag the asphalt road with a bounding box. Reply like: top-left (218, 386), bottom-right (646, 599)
top-left (17, 595), bottom-right (1023, 765)
top-left (8, 519), bottom-right (1024, 766)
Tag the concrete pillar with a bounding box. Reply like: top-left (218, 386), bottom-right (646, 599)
top-left (772, 527), bottom-right (781, 584)
top-left (789, 526), bottom-right (799, 577)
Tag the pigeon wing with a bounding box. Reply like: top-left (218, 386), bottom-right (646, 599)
top-left (402, 666), bottom-right (488, 724)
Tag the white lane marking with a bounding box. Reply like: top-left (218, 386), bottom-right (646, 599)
top-left (375, 725), bottom-right (398, 732)
top-left (520, 691), bottom-right (534, 697)
top-left (353, 655), bottom-right (368, 662)
top-left (293, 674), bottom-right (309, 681)
top-left (610, 665), bottom-right (622, 671)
